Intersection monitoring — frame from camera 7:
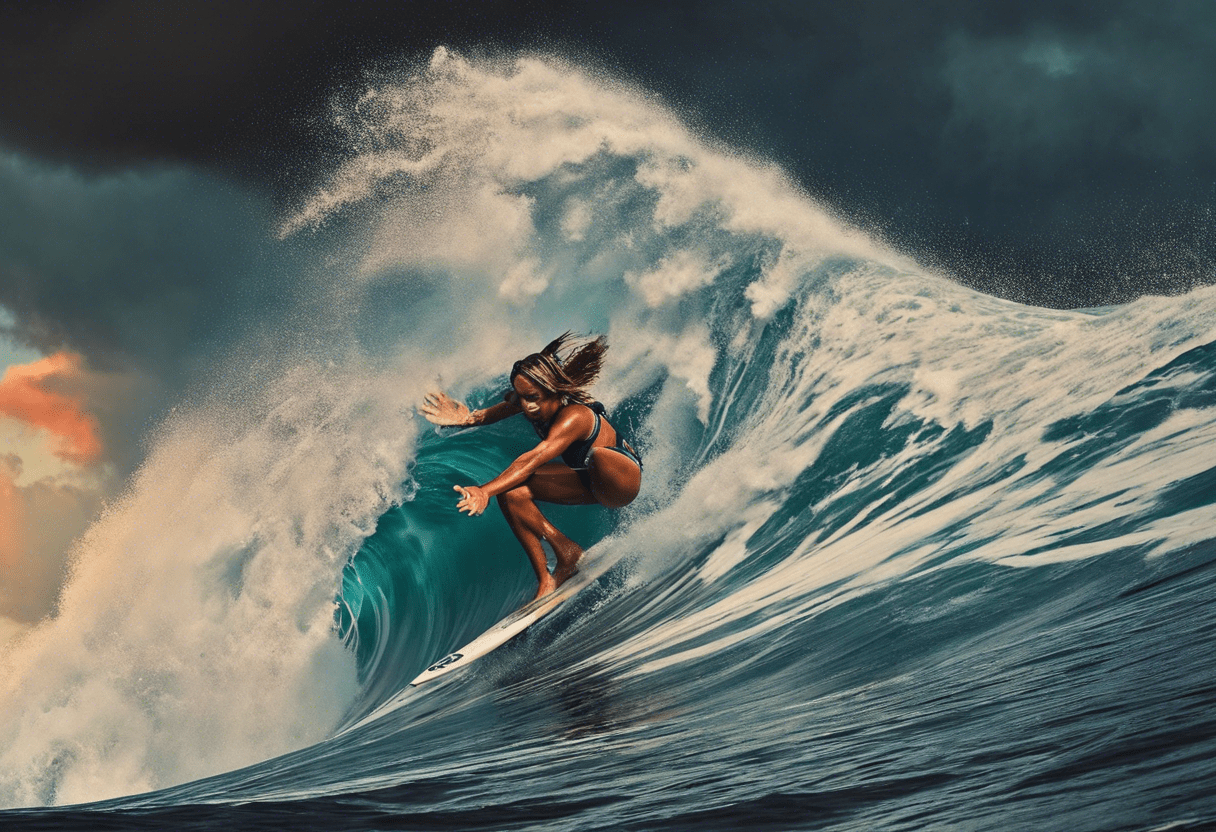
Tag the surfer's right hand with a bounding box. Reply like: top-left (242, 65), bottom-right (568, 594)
top-left (454, 484), bottom-right (489, 516)
top-left (421, 391), bottom-right (473, 426)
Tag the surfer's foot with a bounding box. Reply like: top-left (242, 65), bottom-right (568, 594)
top-left (532, 572), bottom-right (558, 601)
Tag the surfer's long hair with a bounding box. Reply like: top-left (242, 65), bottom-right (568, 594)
top-left (510, 332), bottom-right (607, 405)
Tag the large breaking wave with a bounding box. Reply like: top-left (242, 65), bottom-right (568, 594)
top-left (2, 47), bottom-right (1214, 831)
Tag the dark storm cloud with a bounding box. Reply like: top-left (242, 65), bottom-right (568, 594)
top-left (589, 0), bottom-right (1216, 305)
top-left (1, 0), bottom-right (1214, 308)
top-left (0, 153), bottom-right (283, 374)
top-left (934, 2), bottom-right (1216, 303)
top-left (0, 1), bottom-right (328, 162)
top-left (0, 0), bottom-right (577, 173)
top-left (928, 8), bottom-right (1216, 293)
top-left (939, 7), bottom-right (1216, 175)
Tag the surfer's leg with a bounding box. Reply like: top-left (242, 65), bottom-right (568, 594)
top-left (498, 464), bottom-right (594, 596)
top-left (497, 488), bottom-right (557, 599)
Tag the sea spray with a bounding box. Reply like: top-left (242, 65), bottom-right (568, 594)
top-left (0, 360), bottom-right (417, 806)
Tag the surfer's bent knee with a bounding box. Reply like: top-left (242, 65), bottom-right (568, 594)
top-left (497, 486), bottom-right (533, 509)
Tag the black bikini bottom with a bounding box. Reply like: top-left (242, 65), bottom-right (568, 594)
top-left (574, 445), bottom-right (643, 489)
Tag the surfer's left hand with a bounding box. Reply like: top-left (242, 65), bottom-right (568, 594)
top-left (421, 391), bottom-right (472, 426)
top-left (454, 485), bottom-right (490, 516)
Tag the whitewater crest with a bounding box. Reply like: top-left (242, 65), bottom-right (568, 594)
top-left (281, 46), bottom-right (892, 309)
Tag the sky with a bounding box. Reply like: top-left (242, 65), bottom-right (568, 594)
top-left (1, 0), bottom-right (1214, 635)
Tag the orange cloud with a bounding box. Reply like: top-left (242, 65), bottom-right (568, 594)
top-left (0, 352), bottom-right (104, 466)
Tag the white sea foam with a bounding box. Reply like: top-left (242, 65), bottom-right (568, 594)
top-left (589, 275), bottom-right (1216, 678)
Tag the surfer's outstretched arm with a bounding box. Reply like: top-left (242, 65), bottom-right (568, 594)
top-left (421, 390), bottom-right (521, 427)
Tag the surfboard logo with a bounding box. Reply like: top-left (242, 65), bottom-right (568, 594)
top-left (427, 653), bottom-right (463, 672)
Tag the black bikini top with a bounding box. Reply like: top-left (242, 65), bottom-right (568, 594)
top-left (532, 401), bottom-right (609, 470)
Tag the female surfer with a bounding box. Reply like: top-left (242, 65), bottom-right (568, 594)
top-left (420, 333), bottom-right (642, 600)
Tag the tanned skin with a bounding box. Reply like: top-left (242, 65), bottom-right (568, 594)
top-left (421, 376), bottom-right (641, 600)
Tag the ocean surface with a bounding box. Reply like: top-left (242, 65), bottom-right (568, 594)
top-left (2, 48), bottom-right (1215, 831)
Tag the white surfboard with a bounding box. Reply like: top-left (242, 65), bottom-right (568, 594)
top-left (409, 570), bottom-right (589, 687)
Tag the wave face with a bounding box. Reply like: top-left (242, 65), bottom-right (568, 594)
top-left (4, 48), bottom-right (1216, 830)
